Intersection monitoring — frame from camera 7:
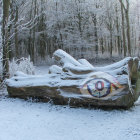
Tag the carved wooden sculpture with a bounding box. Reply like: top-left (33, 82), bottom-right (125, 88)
top-left (6, 50), bottom-right (140, 109)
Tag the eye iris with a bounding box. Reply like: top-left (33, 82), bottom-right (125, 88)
top-left (95, 81), bottom-right (104, 91)
top-left (86, 78), bottom-right (112, 98)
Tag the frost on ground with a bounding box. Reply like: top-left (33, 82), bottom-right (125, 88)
top-left (0, 65), bottom-right (140, 140)
top-left (0, 97), bottom-right (140, 140)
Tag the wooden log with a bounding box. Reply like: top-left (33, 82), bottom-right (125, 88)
top-left (53, 49), bottom-right (133, 75)
top-left (6, 49), bottom-right (140, 109)
top-left (49, 65), bottom-right (63, 74)
top-left (6, 71), bottom-right (139, 109)
top-left (53, 49), bottom-right (82, 67)
top-left (53, 50), bottom-right (94, 74)
top-left (94, 57), bottom-right (132, 71)
top-left (62, 63), bottom-right (93, 74)
top-left (128, 57), bottom-right (139, 84)
top-left (78, 59), bottom-right (94, 69)
top-left (7, 84), bottom-right (134, 109)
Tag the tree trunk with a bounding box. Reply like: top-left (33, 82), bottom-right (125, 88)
top-left (2, 0), bottom-right (10, 79)
top-left (116, 6), bottom-right (121, 56)
top-left (120, 2), bottom-right (126, 57)
top-left (15, 6), bottom-right (18, 58)
top-left (119, 0), bottom-right (131, 56)
top-left (110, 32), bottom-right (113, 58)
top-left (31, 0), bottom-right (37, 63)
top-left (94, 15), bottom-right (98, 60)
top-left (125, 0), bottom-right (131, 56)
top-left (6, 50), bottom-right (140, 109)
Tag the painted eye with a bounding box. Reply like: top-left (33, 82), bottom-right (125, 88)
top-left (81, 78), bottom-right (122, 98)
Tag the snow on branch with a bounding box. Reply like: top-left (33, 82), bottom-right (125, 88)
top-left (9, 57), bottom-right (35, 77)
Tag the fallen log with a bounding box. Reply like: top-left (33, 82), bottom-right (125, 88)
top-left (6, 50), bottom-right (140, 109)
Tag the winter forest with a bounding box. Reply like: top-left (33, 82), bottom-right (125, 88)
top-left (1, 1), bottom-right (140, 140)
top-left (1, 0), bottom-right (140, 65)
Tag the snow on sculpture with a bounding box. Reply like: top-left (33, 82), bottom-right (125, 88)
top-left (6, 49), bottom-right (140, 109)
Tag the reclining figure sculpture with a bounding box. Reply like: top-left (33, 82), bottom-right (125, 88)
top-left (6, 49), bottom-right (140, 109)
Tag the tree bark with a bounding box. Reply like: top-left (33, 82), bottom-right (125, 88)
top-left (15, 6), bottom-right (18, 58)
top-left (115, 5), bottom-right (121, 56)
top-left (119, 0), bottom-right (131, 56)
top-left (120, 0), bottom-right (126, 57)
top-left (125, 0), bottom-right (131, 56)
top-left (2, 0), bottom-right (10, 79)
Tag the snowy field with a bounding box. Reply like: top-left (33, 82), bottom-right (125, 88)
top-left (0, 66), bottom-right (140, 140)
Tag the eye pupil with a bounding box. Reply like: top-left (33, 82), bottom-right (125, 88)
top-left (95, 81), bottom-right (104, 91)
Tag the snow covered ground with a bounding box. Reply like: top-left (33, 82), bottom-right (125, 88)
top-left (0, 97), bottom-right (140, 140)
top-left (0, 66), bottom-right (140, 140)
top-left (35, 65), bottom-right (50, 75)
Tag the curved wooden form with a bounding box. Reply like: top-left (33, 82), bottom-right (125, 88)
top-left (6, 50), bottom-right (140, 109)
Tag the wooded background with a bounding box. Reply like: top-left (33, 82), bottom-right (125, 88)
top-left (1, 0), bottom-right (140, 65)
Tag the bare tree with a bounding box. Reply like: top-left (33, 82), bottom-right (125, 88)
top-left (2, 0), bottom-right (10, 79)
top-left (1, 0), bottom-right (139, 67)
top-left (118, 0), bottom-right (131, 56)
